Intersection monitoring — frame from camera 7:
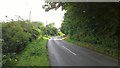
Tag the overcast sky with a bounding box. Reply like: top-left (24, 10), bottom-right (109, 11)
top-left (0, 0), bottom-right (65, 28)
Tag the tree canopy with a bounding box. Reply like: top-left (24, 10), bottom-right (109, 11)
top-left (43, 2), bottom-right (119, 58)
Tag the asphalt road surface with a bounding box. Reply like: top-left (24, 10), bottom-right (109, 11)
top-left (47, 36), bottom-right (118, 66)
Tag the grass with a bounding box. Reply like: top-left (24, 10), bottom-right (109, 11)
top-left (16, 38), bottom-right (49, 66)
top-left (64, 36), bottom-right (119, 60)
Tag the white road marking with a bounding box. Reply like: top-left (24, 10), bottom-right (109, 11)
top-left (62, 46), bottom-right (77, 55)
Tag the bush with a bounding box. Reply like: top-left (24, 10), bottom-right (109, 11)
top-left (2, 21), bottom-right (42, 66)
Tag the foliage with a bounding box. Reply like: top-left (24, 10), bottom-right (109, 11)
top-left (57, 31), bottom-right (65, 36)
top-left (43, 2), bottom-right (119, 59)
top-left (65, 36), bottom-right (119, 60)
top-left (2, 20), bottom-right (46, 66)
top-left (16, 38), bottom-right (49, 66)
top-left (44, 23), bottom-right (58, 36)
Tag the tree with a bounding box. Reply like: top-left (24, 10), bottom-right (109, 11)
top-left (45, 23), bottom-right (58, 36)
top-left (2, 20), bottom-right (46, 66)
top-left (43, 2), bottom-right (119, 58)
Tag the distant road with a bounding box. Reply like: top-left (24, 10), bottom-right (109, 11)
top-left (47, 36), bottom-right (118, 66)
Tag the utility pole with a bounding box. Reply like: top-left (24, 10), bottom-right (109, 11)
top-left (46, 20), bottom-right (48, 26)
top-left (46, 20), bottom-right (48, 36)
top-left (29, 11), bottom-right (31, 23)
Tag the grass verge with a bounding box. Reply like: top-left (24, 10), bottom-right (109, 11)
top-left (16, 38), bottom-right (49, 66)
top-left (64, 36), bottom-right (119, 60)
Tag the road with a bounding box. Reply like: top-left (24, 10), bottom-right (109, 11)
top-left (47, 36), bottom-right (118, 66)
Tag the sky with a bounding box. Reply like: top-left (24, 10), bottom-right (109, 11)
top-left (0, 0), bottom-right (65, 28)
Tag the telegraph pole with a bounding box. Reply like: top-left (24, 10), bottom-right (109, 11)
top-left (46, 20), bottom-right (48, 26)
top-left (29, 11), bottom-right (31, 23)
